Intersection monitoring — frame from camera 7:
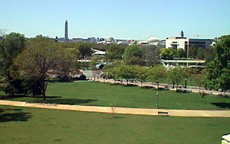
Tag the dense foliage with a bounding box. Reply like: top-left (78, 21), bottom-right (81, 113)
top-left (203, 35), bottom-right (230, 92)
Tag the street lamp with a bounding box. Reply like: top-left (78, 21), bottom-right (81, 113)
top-left (184, 78), bottom-right (187, 88)
top-left (156, 92), bottom-right (159, 109)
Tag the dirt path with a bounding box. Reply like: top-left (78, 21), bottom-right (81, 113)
top-left (1, 100), bottom-right (230, 118)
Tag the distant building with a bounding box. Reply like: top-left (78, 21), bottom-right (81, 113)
top-left (147, 37), bottom-right (160, 45)
top-left (158, 40), bottom-right (166, 47)
top-left (97, 37), bottom-right (117, 45)
top-left (137, 37), bottom-right (163, 46)
top-left (65, 20), bottom-right (68, 42)
top-left (166, 31), bottom-right (213, 54)
top-left (88, 37), bottom-right (97, 43)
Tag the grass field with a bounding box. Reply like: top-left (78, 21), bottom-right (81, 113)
top-left (0, 105), bottom-right (229, 144)
top-left (1, 81), bottom-right (230, 110)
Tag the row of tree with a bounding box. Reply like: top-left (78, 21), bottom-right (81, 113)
top-left (104, 64), bottom-right (204, 89)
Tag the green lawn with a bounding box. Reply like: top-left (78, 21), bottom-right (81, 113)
top-left (1, 81), bottom-right (230, 110)
top-left (0, 105), bottom-right (229, 144)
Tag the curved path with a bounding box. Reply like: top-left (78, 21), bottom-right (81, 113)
top-left (1, 100), bottom-right (230, 118)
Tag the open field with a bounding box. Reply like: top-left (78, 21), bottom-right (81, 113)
top-left (1, 81), bottom-right (230, 110)
top-left (0, 105), bottom-right (229, 144)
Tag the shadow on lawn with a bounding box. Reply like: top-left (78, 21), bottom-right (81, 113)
top-left (212, 102), bottom-right (230, 109)
top-left (124, 84), bottom-right (138, 87)
top-left (0, 95), bottom-right (97, 105)
top-left (33, 98), bottom-right (98, 105)
top-left (0, 95), bottom-right (61, 100)
top-left (0, 108), bottom-right (32, 122)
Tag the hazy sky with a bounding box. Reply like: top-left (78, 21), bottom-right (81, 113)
top-left (1, 0), bottom-right (230, 40)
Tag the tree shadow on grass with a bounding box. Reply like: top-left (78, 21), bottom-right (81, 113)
top-left (124, 84), bottom-right (138, 87)
top-left (0, 95), bottom-right (61, 100)
top-left (32, 98), bottom-right (98, 105)
top-left (110, 83), bottom-right (123, 86)
top-left (211, 102), bottom-right (230, 109)
top-left (0, 108), bottom-right (32, 122)
top-left (0, 95), bottom-right (97, 105)
top-left (140, 86), bottom-right (154, 89)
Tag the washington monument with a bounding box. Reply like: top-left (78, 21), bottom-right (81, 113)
top-left (65, 20), bottom-right (68, 42)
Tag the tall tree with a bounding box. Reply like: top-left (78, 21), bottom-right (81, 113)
top-left (177, 48), bottom-right (187, 58)
top-left (105, 45), bottom-right (126, 61)
top-left (14, 36), bottom-right (77, 100)
top-left (123, 45), bottom-right (144, 65)
top-left (135, 66), bottom-right (148, 86)
top-left (147, 65), bottom-right (166, 89)
top-left (55, 49), bottom-right (79, 81)
top-left (142, 46), bottom-right (161, 66)
top-left (168, 67), bottom-right (183, 88)
top-left (77, 42), bottom-right (92, 59)
top-left (197, 48), bottom-right (205, 60)
top-left (0, 32), bottom-right (26, 95)
top-left (203, 35), bottom-right (230, 92)
top-left (188, 45), bottom-right (197, 58)
top-left (116, 65), bottom-right (136, 84)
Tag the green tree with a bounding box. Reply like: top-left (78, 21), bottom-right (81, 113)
top-left (191, 68), bottom-right (206, 92)
top-left (77, 42), bottom-right (92, 59)
top-left (90, 56), bottom-right (99, 70)
top-left (14, 36), bottom-right (76, 100)
top-left (147, 65), bottom-right (166, 89)
top-left (0, 32), bottom-right (26, 95)
top-left (188, 45), bottom-right (197, 58)
top-left (177, 48), bottom-right (187, 58)
top-left (197, 48), bottom-right (205, 60)
top-left (160, 48), bottom-right (173, 59)
top-left (105, 45), bottom-right (126, 61)
top-left (124, 56), bottom-right (145, 66)
top-left (116, 65), bottom-right (136, 84)
top-left (55, 49), bottom-right (79, 81)
top-left (203, 35), bottom-right (230, 92)
top-left (205, 47), bottom-right (216, 62)
top-left (123, 45), bottom-right (144, 65)
top-left (104, 66), bottom-right (119, 83)
top-left (135, 66), bottom-right (148, 86)
top-left (142, 45), bottom-right (160, 66)
top-left (168, 67), bottom-right (183, 88)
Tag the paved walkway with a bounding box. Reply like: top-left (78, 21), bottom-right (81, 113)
top-left (1, 100), bottom-right (230, 118)
top-left (94, 78), bottom-right (230, 96)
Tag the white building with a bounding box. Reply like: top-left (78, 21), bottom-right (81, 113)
top-left (166, 37), bottom-right (213, 50)
top-left (166, 31), bottom-right (213, 52)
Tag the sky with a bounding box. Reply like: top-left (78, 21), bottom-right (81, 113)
top-left (1, 0), bottom-right (230, 40)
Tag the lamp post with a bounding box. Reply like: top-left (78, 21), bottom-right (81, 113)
top-left (156, 92), bottom-right (159, 109)
top-left (184, 78), bottom-right (187, 88)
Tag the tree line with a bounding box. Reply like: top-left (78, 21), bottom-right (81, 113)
top-left (103, 64), bottom-right (204, 89)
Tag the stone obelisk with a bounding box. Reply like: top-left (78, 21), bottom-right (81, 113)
top-left (65, 20), bottom-right (68, 42)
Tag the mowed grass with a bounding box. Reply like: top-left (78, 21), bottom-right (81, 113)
top-left (0, 105), bottom-right (229, 144)
top-left (1, 81), bottom-right (230, 110)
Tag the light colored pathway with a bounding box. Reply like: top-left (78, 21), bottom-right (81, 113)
top-left (1, 100), bottom-right (230, 118)
top-left (94, 78), bottom-right (230, 96)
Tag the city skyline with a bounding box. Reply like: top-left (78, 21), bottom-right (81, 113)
top-left (1, 0), bottom-right (230, 40)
